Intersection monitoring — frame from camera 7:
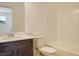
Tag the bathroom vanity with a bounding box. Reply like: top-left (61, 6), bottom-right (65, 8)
top-left (0, 39), bottom-right (33, 56)
top-left (0, 32), bottom-right (45, 56)
top-left (0, 35), bottom-right (34, 56)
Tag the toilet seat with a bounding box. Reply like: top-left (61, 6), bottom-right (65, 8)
top-left (39, 46), bottom-right (56, 56)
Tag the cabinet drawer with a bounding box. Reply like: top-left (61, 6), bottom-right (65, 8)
top-left (15, 39), bottom-right (33, 48)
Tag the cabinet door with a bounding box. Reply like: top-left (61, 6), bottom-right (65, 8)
top-left (0, 42), bottom-right (17, 56)
top-left (0, 50), bottom-right (16, 56)
top-left (17, 47), bottom-right (33, 56)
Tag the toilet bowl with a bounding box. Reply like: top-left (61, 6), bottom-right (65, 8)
top-left (39, 46), bottom-right (56, 56)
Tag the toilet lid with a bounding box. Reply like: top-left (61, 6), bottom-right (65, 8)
top-left (39, 47), bottom-right (56, 53)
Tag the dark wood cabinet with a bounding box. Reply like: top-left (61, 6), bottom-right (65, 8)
top-left (17, 47), bottom-right (33, 56)
top-left (0, 50), bottom-right (16, 56)
top-left (0, 39), bottom-right (33, 56)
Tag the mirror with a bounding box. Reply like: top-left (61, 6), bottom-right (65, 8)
top-left (0, 7), bottom-right (12, 33)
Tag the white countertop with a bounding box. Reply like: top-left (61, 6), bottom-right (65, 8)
top-left (0, 32), bottom-right (45, 43)
top-left (0, 35), bottom-right (34, 43)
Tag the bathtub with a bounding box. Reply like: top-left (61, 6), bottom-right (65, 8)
top-left (46, 42), bottom-right (79, 56)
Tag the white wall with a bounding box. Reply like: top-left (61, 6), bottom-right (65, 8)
top-left (25, 2), bottom-right (57, 47)
top-left (45, 3), bottom-right (57, 44)
top-left (56, 3), bottom-right (79, 54)
top-left (25, 3), bottom-right (46, 35)
top-left (25, 3), bottom-right (47, 47)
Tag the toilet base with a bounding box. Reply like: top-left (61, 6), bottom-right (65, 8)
top-left (39, 46), bottom-right (56, 56)
top-left (40, 52), bottom-right (56, 56)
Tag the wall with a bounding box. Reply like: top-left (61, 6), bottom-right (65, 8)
top-left (45, 3), bottom-right (57, 44)
top-left (25, 2), bottom-right (46, 35)
top-left (25, 3), bottom-right (79, 55)
top-left (25, 2), bottom-right (57, 47)
top-left (56, 3), bottom-right (79, 54)
top-left (0, 2), bottom-right (25, 32)
top-left (25, 3), bottom-right (47, 47)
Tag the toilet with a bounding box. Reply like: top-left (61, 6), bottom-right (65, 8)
top-left (39, 46), bottom-right (56, 56)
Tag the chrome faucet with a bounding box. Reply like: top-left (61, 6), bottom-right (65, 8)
top-left (7, 28), bottom-right (14, 37)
